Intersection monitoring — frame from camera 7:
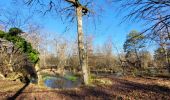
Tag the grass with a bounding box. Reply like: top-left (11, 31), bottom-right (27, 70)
top-left (41, 73), bottom-right (59, 80)
top-left (89, 74), bottom-right (113, 86)
top-left (64, 75), bottom-right (78, 82)
top-left (41, 73), bottom-right (78, 82)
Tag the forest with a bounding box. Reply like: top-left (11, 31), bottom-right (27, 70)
top-left (0, 0), bottom-right (170, 100)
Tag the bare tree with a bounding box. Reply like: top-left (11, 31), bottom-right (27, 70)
top-left (0, 9), bottom-right (33, 31)
top-left (17, 0), bottom-right (94, 84)
top-left (113, 0), bottom-right (170, 41)
top-left (21, 23), bottom-right (42, 51)
top-left (65, 0), bottom-right (90, 85)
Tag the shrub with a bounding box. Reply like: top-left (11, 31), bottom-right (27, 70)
top-left (0, 28), bottom-right (39, 63)
top-left (0, 30), bottom-right (5, 38)
top-left (28, 51), bottom-right (39, 63)
top-left (8, 27), bottom-right (22, 36)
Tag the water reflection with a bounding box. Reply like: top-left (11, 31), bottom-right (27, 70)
top-left (44, 75), bottom-right (82, 89)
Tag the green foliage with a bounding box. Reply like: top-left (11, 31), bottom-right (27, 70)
top-left (154, 47), bottom-right (170, 68)
top-left (131, 68), bottom-right (140, 77)
top-left (42, 74), bottom-right (78, 82)
top-left (8, 27), bottom-right (22, 36)
top-left (154, 48), bottom-right (167, 61)
top-left (0, 30), bottom-right (6, 38)
top-left (28, 50), bottom-right (39, 63)
top-left (42, 75), bottom-right (55, 80)
top-left (0, 28), bottom-right (39, 63)
top-left (130, 67), bottom-right (158, 77)
top-left (124, 30), bottom-right (145, 53)
top-left (64, 74), bottom-right (78, 82)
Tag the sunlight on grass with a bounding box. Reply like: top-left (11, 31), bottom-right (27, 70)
top-left (64, 75), bottom-right (78, 82)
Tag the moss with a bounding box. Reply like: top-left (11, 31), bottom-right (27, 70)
top-left (64, 75), bottom-right (78, 82)
top-left (41, 73), bottom-right (60, 80)
top-left (42, 75), bottom-right (54, 80)
top-left (42, 73), bottom-right (78, 82)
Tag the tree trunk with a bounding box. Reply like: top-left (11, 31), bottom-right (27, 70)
top-left (135, 49), bottom-right (141, 68)
top-left (76, 6), bottom-right (89, 85)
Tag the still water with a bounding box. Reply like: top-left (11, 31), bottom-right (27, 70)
top-left (44, 75), bottom-right (82, 89)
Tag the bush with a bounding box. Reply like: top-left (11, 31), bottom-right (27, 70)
top-left (0, 30), bottom-right (5, 38)
top-left (28, 51), bottom-right (39, 63)
top-left (8, 27), bottom-right (22, 36)
top-left (0, 28), bottom-right (39, 63)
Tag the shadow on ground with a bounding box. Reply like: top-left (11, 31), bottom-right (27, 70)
top-left (7, 79), bottom-right (30, 100)
top-left (0, 76), bottom-right (170, 100)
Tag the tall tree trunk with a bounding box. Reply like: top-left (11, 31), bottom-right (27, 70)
top-left (76, 6), bottom-right (89, 85)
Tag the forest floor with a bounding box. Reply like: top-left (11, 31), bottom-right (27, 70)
top-left (0, 76), bottom-right (170, 100)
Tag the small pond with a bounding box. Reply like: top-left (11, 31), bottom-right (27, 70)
top-left (43, 73), bottom-right (82, 89)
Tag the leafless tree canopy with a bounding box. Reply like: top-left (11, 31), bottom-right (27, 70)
top-left (113, 0), bottom-right (170, 40)
top-left (15, 0), bottom-right (93, 23)
top-left (0, 9), bottom-right (33, 31)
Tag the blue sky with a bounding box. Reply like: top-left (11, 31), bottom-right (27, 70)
top-left (0, 0), bottom-right (154, 54)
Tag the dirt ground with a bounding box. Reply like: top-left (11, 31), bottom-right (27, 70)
top-left (0, 76), bottom-right (170, 100)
